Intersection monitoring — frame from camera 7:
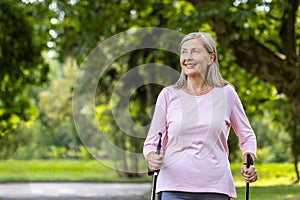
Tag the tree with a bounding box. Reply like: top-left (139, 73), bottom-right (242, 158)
top-left (38, 57), bottom-right (80, 149)
top-left (44, 0), bottom-right (181, 176)
top-left (0, 1), bottom-right (49, 138)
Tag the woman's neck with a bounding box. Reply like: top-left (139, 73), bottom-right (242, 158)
top-left (184, 77), bottom-right (212, 96)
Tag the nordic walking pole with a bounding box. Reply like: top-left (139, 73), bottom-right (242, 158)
top-left (149, 132), bottom-right (162, 200)
top-left (245, 154), bottom-right (254, 200)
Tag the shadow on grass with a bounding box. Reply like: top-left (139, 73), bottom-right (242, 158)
top-left (236, 184), bottom-right (300, 200)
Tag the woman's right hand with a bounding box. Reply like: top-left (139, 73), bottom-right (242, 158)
top-left (146, 151), bottom-right (164, 171)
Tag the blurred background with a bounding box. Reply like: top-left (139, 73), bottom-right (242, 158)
top-left (0, 0), bottom-right (299, 198)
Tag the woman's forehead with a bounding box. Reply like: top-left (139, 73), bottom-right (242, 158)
top-left (181, 38), bottom-right (205, 49)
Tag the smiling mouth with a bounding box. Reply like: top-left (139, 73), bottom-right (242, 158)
top-left (184, 63), bottom-right (197, 69)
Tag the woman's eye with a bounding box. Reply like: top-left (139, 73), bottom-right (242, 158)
top-left (192, 49), bottom-right (200, 53)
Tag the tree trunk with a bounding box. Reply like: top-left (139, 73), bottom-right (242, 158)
top-left (294, 150), bottom-right (299, 183)
top-left (290, 110), bottom-right (300, 183)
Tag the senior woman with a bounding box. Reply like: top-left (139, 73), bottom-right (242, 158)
top-left (143, 32), bottom-right (257, 200)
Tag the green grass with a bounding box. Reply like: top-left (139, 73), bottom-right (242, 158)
top-left (236, 185), bottom-right (300, 200)
top-left (233, 163), bottom-right (300, 199)
top-left (0, 159), bottom-right (149, 182)
top-left (0, 160), bottom-right (299, 199)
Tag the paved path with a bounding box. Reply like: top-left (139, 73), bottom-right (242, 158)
top-left (0, 182), bottom-right (151, 200)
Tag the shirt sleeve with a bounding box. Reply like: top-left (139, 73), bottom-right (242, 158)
top-left (143, 88), bottom-right (169, 158)
top-left (229, 91), bottom-right (257, 159)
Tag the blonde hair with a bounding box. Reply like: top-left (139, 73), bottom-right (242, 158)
top-left (174, 32), bottom-right (229, 89)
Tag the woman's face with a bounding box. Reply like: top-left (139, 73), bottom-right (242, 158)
top-left (180, 38), bottom-right (214, 78)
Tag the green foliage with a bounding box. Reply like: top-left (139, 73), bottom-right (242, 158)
top-left (2, 121), bottom-right (49, 159)
top-left (46, 0), bottom-right (137, 62)
top-left (218, 44), bottom-right (291, 163)
top-left (38, 57), bottom-right (80, 147)
top-left (0, 56), bottom-right (79, 159)
top-left (0, 0), bottom-right (49, 137)
top-left (47, 145), bottom-right (105, 160)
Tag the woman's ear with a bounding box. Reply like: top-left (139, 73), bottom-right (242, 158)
top-left (208, 53), bottom-right (216, 65)
top-left (211, 53), bottom-right (216, 62)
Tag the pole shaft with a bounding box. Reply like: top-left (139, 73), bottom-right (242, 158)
top-left (246, 183), bottom-right (249, 200)
top-left (149, 133), bottom-right (162, 200)
top-left (151, 172), bottom-right (158, 200)
top-left (245, 154), bottom-right (253, 200)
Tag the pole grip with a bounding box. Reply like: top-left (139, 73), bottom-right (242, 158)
top-left (156, 132), bottom-right (162, 155)
top-left (246, 154), bottom-right (253, 168)
top-left (148, 132), bottom-right (162, 176)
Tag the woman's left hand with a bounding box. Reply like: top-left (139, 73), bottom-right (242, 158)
top-left (241, 165), bottom-right (258, 183)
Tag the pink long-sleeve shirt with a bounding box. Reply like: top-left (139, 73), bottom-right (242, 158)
top-left (143, 84), bottom-right (257, 198)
